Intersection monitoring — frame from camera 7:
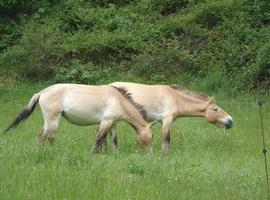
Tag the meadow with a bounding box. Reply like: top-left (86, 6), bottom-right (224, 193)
top-left (0, 84), bottom-right (269, 200)
top-left (1, 0), bottom-right (270, 199)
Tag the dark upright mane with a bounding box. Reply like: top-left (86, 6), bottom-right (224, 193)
top-left (169, 85), bottom-right (212, 102)
top-left (112, 86), bottom-right (148, 120)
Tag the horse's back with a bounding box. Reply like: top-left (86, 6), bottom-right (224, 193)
top-left (110, 82), bottom-right (177, 121)
top-left (39, 84), bottom-right (122, 125)
top-left (110, 82), bottom-right (171, 96)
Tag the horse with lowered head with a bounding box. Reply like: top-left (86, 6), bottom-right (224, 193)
top-left (4, 84), bottom-right (155, 153)
top-left (110, 82), bottom-right (233, 151)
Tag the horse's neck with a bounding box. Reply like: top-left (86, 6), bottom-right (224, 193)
top-left (175, 93), bottom-right (207, 117)
top-left (122, 103), bottom-right (147, 131)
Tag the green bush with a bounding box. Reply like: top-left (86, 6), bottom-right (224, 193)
top-left (59, 5), bottom-right (121, 33)
top-left (58, 30), bottom-right (140, 65)
top-left (151, 0), bottom-right (189, 15)
top-left (90, 0), bottom-right (133, 7)
top-left (0, 0), bottom-right (270, 93)
top-left (241, 0), bottom-right (270, 27)
top-left (201, 70), bottom-right (227, 94)
top-left (193, 1), bottom-right (234, 29)
top-left (0, 22), bottom-right (62, 79)
top-left (55, 60), bottom-right (109, 84)
top-left (132, 43), bottom-right (198, 77)
top-left (0, 19), bottom-right (21, 51)
top-left (252, 42), bottom-right (270, 90)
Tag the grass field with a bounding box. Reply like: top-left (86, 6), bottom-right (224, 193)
top-left (0, 84), bottom-right (270, 200)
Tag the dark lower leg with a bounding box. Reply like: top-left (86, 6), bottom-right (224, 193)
top-left (111, 129), bottom-right (118, 151)
top-left (91, 120), bottom-right (113, 154)
top-left (48, 136), bottom-right (55, 145)
top-left (162, 117), bottom-right (173, 151)
top-left (102, 136), bottom-right (108, 151)
top-left (47, 129), bottom-right (57, 145)
top-left (162, 130), bottom-right (171, 151)
top-left (91, 132), bottom-right (106, 154)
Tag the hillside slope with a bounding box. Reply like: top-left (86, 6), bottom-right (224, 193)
top-left (0, 0), bottom-right (269, 92)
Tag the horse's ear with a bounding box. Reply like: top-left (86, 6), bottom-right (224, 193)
top-left (149, 120), bottom-right (158, 128)
top-left (207, 97), bottom-right (215, 105)
top-left (211, 96), bottom-right (216, 103)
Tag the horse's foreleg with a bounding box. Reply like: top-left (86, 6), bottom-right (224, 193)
top-left (91, 120), bottom-right (113, 154)
top-left (94, 128), bottom-right (107, 151)
top-left (95, 128), bottom-right (108, 152)
top-left (110, 126), bottom-right (118, 151)
top-left (162, 116), bottom-right (174, 152)
top-left (102, 135), bottom-right (108, 151)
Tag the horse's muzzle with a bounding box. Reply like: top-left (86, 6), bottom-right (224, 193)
top-left (224, 116), bottom-right (233, 129)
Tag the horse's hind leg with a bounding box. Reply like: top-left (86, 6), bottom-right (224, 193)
top-left (47, 115), bottom-right (61, 145)
top-left (91, 119), bottom-right (113, 154)
top-left (39, 127), bottom-right (47, 144)
top-left (41, 110), bottom-right (61, 145)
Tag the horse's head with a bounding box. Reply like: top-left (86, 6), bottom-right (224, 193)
top-left (204, 99), bottom-right (233, 129)
top-left (136, 121), bottom-right (156, 151)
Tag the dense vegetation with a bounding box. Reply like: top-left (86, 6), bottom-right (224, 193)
top-left (0, 0), bottom-right (270, 93)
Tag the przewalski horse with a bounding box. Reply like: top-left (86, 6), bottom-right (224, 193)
top-left (4, 84), bottom-right (154, 153)
top-left (110, 82), bottom-right (233, 151)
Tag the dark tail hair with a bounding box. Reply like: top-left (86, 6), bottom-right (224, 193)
top-left (3, 93), bottom-right (40, 134)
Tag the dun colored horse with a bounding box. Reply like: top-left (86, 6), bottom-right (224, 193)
top-left (110, 82), bottom-right (233, 151)
top-left (4, 84), bottom-right (154, 153)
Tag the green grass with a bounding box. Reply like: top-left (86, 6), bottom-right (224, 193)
top-left (0, 85), bottom-right (270, 200)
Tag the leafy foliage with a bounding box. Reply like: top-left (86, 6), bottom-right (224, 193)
top-left (151, 0), bottom-right (189, 16)
top-left (0, 0), bottom-right (270, 92)
top-left (55, 60), bottom-right (112, 84)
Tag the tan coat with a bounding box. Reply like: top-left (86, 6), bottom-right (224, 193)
top-left (5, 84), bottom-right (154, 153)
top-left (110, 82), bottom-right (233, 150)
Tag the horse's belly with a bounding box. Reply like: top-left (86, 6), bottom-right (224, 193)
top-left (62, 108), bottom-right (102, 125)
top-left (131, 95), bottom-right (164, 121)
top-left (147, 112), bottom-right (163, 121)
top-left (141, 103), bottom-right (164, 121)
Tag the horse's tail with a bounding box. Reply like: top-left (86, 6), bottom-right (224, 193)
top-left (3, 93), bottom-right (40, 134)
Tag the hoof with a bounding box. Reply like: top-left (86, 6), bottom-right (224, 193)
top-left (162, 143), bottom-right (170, 152)
top-left (90, 146), bottom-right (101, 154)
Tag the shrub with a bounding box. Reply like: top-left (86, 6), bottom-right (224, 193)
top-left (201, 70), bottom-right (228, 94)
top-left (59, 30), bottom-right (140, 65)
top-left (252, 42), bottom-right (270, 90)
top-left (90, 0), bottom-right (133, 7)
top-left (0, 22), bottom-right (62, 79)
top-left (59, 5), bottom-right (120, 33)
top-left (0, 19), bottom-right (22, 51)
top-left (55, 60), bottom-right (108, 84)
top-left (241, 0), bottom-right (270, 27)
top-left (132, 43), bottom-right (198, 77)
top-left (151, 0), bottom-right (189, 16)
top-left (0, 0), bottom-right (270, 93)
top-left (160, 15), bottom-right (207, 38)
top-left (193, 2), bottom-right (234, 29)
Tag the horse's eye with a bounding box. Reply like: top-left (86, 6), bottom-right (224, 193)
top-left (212, 108), bottom-right (218, 112)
